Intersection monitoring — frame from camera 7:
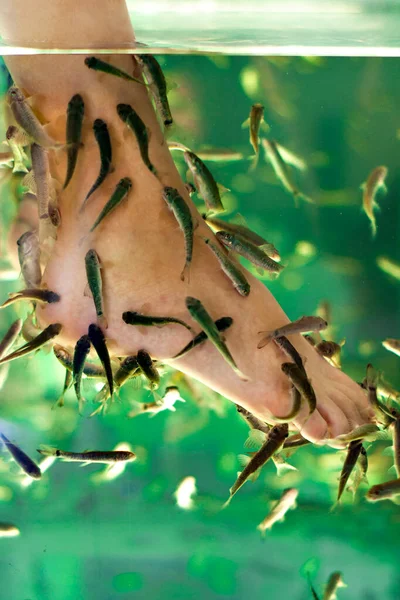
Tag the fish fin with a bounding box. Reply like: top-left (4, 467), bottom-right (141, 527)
top-left (78, 461), bottom-right (91, 468)
top-left (273, 460), bottom-right (297, 477)
top-left (98, 315), bottom-right (108, 330)
top-left (299, 193), bottom-right (315, 205)
top-left (83, 284), bottom-right (92, 298)
top-left (329, 500), bottom-right (340, 513)
top-left (166, 79), bottom-right (178, 93)
top-left (37, 445), bottom-right (57, 457)
top-left (237, 454), bottom-right (251, 469)
top-left (248, 468), bottom-right (261, 483)
top-left (260, 120), bottom-right (270, 133)
top-left (387, 465), bottom-right (397, 475)
top-left (257, 331), bottom-right (273, 349)
top-left (217, 183), bottom-right (230, 196)
top-left (360, 182), bottom-right (366, 191)
top-left (248, 152), bottom-right (259, 173)
top-left (241, 118), bottom-right (250, 129)
top-left (382, 445), bottom-right (394, 456)
top-left (180, 263), bottom-right (191, 283)
top-left (221, 496), bottom-right (232, 510)
top-left (255, 266), bottom-right (264, 276)
top-left (244, 429), bottom-right (266, 450)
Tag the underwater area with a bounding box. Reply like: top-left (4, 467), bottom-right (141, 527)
top-left (1, 3), bottom-right (400, 600)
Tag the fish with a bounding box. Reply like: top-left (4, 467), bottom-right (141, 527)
top-left (122, 310), bottom-right (193, 332)
top-left (281, 362), bottom-right (317, 415)
top-left (0, 289), bottom-right (60, 309)
top-left (162, 186), bottom-right (194, 281)
top-left (261, 138), bottom-right (312, 205)
top-left (363, 364), bottom-right (394, 427)
top-left (85, 56), bottom-right (145, 85)
top-left (136, 349), bottom-right (160, 390)
top-left (273, 336), bottom-right (305, 370)
top-left (31, 143), bottom-right (52, 220)
top-left (63, 93), bottom-right (85, 189)
top-left (348, 445), bottom-right (368, 499)
top-left (185, 296), bottom-right (247, 381)
top-left (335, 439), bottom-right (363, 505)
top-left (174, 476), bottom-right (197, 510)
top-left (117, 103), bottom-right (156, 174)
top-left (361, 165), bottom-right (388, 237)
top-left (256, 487), bottom-right (298, 535)
top-left (316, 340), bottom-right (342, 366)
top-left (236, 405), bottom-right (271, 434)
top-left (326, 424), bottom-right (380, 444)
top-left (242, 103), bottom-right (267, 169)
top-left (309, 580), bottom-right (321, 600)
top-left (114, 355), bottom-right (140, 388)
top-left (183, 150), bottom-right (225, 215)
top-left (37, 445), bottom-right (136, 464)
top-left (171, 316), bottom-right (233, 360)
top-left (90, 442), bottom-right (135, 483)
top-left (216, 231), bottom-right (283, 276)
top-left (382, 338), bottom-right (400, 357)
top-left (323, 571), bottom-right (347, 600)
top-left (204, 237), bottom-right (250, 296)
top-left (5, 125), bottom-right (29, 173)
top-left (204, 214), bottom-right (281, 261)
top-left (366, 478), bottom-right (400, 502)
top-left (196, 148), bottom-right (245, 162)
top-left (82, 119), bottom-right (112, 206)
top-left (56, 368), bottom-right (73, 408)
top-left (258, 316), bottom-right (327, 348)
top-left (73, 334), bottom-right (92, 412)
top-left (0, 523), bottom-right (20, 538)
top-left (135, 54), bottom-right (173, 127)
top-left (392, 418), bottom-right (400, 477)
top-left (0, 319), bottom-right (22, 359)
top-left (6, 86), bottom-right (59, 148)
top-left (90, 177), bottom-right (132, 232)
top-left (376, 256), bottom-right (400, 280)
top-left (87, 323), bottom-right (113, 397)
top-left (283, 433), bottom-right (311, 449)
top-left (224, 423), bottom-right (288, 505)
top-left (1, 433), bottom-right (41, 479)
top-left (0, 323), bottom-right (62, 365)
top-left (53, 344), bottom-right (105, 378)
top-left (135, 386), bottom-right (185, 417)
top-left (270, 385), bottom-right (302, 423)
top-left (85, 249), bottom-right (107, 329)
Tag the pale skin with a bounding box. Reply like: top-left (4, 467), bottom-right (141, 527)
top-left (1, 0), bottom-right (374, 444)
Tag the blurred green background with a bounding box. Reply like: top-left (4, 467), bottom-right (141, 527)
top-left (0, 55), bottom-right (399, 600)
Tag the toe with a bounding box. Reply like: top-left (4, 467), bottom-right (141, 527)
top-left (294, 408), bottom-right (328, 444)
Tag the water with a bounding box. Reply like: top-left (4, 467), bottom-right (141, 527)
top-left (0, 8), bottom-right (400, 600)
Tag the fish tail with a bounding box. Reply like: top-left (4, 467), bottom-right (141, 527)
top-left (98, 314), bottom-right (108, 330)
top-left (257, 332), bottom-right (273, 349)
top-left (37, 444), bottom-right (58, 457)
top-left (221, 497), bottom-right (232, 510)
top-left (248, 151), bottom-right (259, 173)
top-left (180, 262), bottom-right (191, 283)
top-left (235, 368), bottom-right (249, 382)
top-left (370, 218), bottom-right (377, 238)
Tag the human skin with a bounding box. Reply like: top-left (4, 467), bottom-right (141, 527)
top-left (0, 0), bottom-right (374, 444)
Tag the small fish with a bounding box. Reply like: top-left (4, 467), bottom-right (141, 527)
top-left (242, 103), bottom-right (267, 169)
top-left (0, 523), bottom-right (20, 538)
top-left (183, 150), bottom-right (225, 215)
top-left (309, 580), bottom-right (321, 600)
top-left (281, 362), bottom-right (316, 415)
top-left (135, 54), bottom-right (173, 127)
top-left (361, 166), bottom-right (388, 237)
top-left (376, 256), bottom-right (400, 280)
top-left (363, 364), bottom-right (394, 427)
top-left (53, 344), bottom-right (105, 378)
top-left (37, 445), bottom-right (136, 464)
top-left (82, 119), bottom-right (112, 206)
top-left (136, 349), bottom-right (160, 391)
top-left (204, 214), bottom-right (280, 261)
top-left (185, 296), bottom-right (247, 381)
top-left (1, 433), bottom-right (41, 479)
top-left (348, 445), bottom-right (368, 499)
top-left (236, 405), bottom-right (271, 435)
top-left (87, 324), bottom-right (113, 397)
top-left (31, 143), bottom-right (52, 220)
top-left (262, 138), bottom-right (312, 205)
top-left (56, 368), bottom-right (73, 408)
top-left (90, 442), bottom-right (134, 483)
top-left (382, 338), bottom-right (400, 357)
top-left (366, 478), bottom-right (400, 502)
top-left (85, 56), bottom-right (145, 85)
top-left (0, 289), bottom-right (60, 309)
top-left (73, 334), bottom-right (91, 411)
top-left (0, 323), bottom-right (62, 365)
top-left (114, 355), bottom-right (140, 388)
top-left (273, 336), bottom-right (305, 370)
top-left (134, 386), bottom-right (185, 417)
top-left (283, 433), bottom-right (311, 449)
top-left (335, 439), bottom-right (363, 505)
top-left (204, 237), bottom-right (250, 296)
top-left (196, 148), bottom-right (244, 162)
top-left (256, 487), bottom-right (298, 535)
top-left (316, 340), bottom-right (342, 366)
top-left (171, 316), bottom-right (233, 360)
top-left (162, 186), bottom-right (194, 281)
top-left (327, 424), bottom-right (380, 444)
top-left (323, 571), bottom-right (347, 600)
top-left (224, 423), bottom-right (288, 505)
top-left (0, 319), bottom-right (22, 359)
top-left (7, 86), bottom-right (59, 148)
top-left (63, 94), bottom-right (84, 189)
top-left (270, 385), bottom-right (302, 423)
top-left (258, 316), bottom-right (327, 349)
top-left (90, 177), bottom-right (132, 232)
top-left (117, 103), bottom-right (156, 174)
top-left (392, 418), bottom-right (400, 478)
top-left (216, 231), bottom-right (283, 276)
top-left (85, 249), bottom-right (107, 328)
top-left (174, 475), bottom-right (197, 510)
top-left (5, 125), bottom-right (29, 173)
top-left (123, 310), bottom-right (193, 333)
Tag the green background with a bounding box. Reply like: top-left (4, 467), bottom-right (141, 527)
top-left (0, 55), bottom-right (399, 599)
